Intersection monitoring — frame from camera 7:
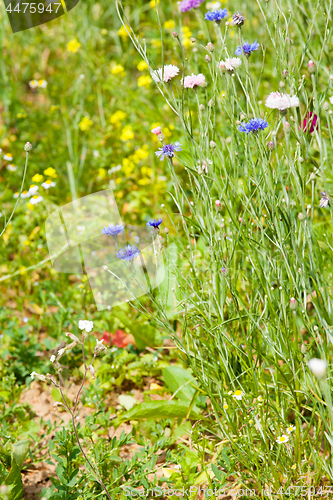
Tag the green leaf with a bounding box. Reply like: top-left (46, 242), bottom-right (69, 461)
top-left (118, 394), bottom-right (137, 411)
top-left (5, 440), bottom-right (30, 500)
top-left (211, 463), bottom-right (222, 481)
top-left (163, 366), bottom-right (198, 402)
top-left (116, 400), bottom-right (200, 423)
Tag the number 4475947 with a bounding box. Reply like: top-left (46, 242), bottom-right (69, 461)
top-left (6, 3), bottom-right (61, 13)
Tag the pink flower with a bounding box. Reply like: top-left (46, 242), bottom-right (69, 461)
top-left (183, 73), bottom-right (207, 89)
top-left (151, 126), bottom-right (162, 135)
top-left (300, 112), bottom-right (318, 134)
top-left (152, 64), bottom-right (180, 83)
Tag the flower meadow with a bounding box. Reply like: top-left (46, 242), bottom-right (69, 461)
top-left (1, 0), bottom-right (333, 498)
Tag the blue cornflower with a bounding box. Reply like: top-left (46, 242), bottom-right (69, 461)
top-left (155, 142), bottom-right (182, 161)
top-left (102, 223), bottom-right (125, 237)
top-left (116, 244), bottom-right (141, 261)
top-left (235, 40), bottom-right (260, 58)
top-left (239, 118), bottom-right (268, 134)
top-left (147, 218), bottom-right (163, 229)
top-left (204, 8), bottom-right (228, 23)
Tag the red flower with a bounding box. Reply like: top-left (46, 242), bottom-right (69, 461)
top-left (101, 329), bottom-right (136, 348)
top-left (300, 112), bottom-right (318, 133)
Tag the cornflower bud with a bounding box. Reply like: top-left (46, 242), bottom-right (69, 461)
top-left (207, 42), bottom-right (215, 52)
top-left (308, 60), bottom-right (315, 73)
top-left (24, 142), bottom-right (32, 152)
top-left (205, 55), bottom-right (211, 63)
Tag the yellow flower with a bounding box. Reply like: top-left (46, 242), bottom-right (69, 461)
top-left (182, 26), bottom-right (192, 37)
top-left (98, 168), bottom-right (106, 179)
top-left (138, 178), bottom-right (151, 185)
top-left (118, 25), bottom-right (129, 41)
top-left (111, 64), bottom-right (125, 75)
top-left (141, 166), bottom-right (152, 176)
top-left (137, 61), bottom-right (148, 71)
top-left (44, 167), bottom-right (57, 178)
top-left (67, 39), bottom-right (81, 53)
top-left (151, 39), bottom-right (162, 48)
top-left (120, 125), bottom-right (134, 142)
top-left (79, 116), bottom-right (93, 131)
top-left (223, 403), bottom-right (228, 410)
top-left (138, 75), bottom-right (152, 88)
top-left (291, 464), bottom-right (297, 470)
top-left (110, 110), bottom-right (127, 125)
top-left (220, 92), bottom-right (226, 101)
top-left (276, 435), bottom-right (289, 444)
top-left (50, 105), bottom-right (59, 113)
top-left (149, 0), bottom-right (159, 7)
top-left (164, 20), bottom-right (175, 30)
top-left (183, 38), bottom-right (192, 49)
top-left (233, 390), bottom-right (243, 400)
top-left (122, 157), bottom-right (135, 175)
top-left (32, 174), bottom-right (44, 183)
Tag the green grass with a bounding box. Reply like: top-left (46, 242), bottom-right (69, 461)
top-left (1, 0), bottom-right (333, 498)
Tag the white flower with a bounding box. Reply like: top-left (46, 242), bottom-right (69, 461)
top-left (276, 435), bottom-right (289, 444)
top-left (29, 80), bottom-right (39, 88)
top-left (28, 185), bottom-right (39, 195)
top-left (50, 355), bottom-right (56, 363)
top-left (58, 348), bottom-right (65, 357)
top-left (13, 192), bottom-right (19, 199)
top-left (286, 425), bottom-right (295, 434)
top-left (94, 338), bottom-right (107, 355)
top-left (29, 195), bottom-right (43, 205)
top-left (219, 57), bottom-right (242, 72)
top-left (78, 319), bottom-right (94, 333)
top-left (308, 358), bottom-right (327, 379)
top-left (30, 371), bottom-right (47, 382)
top-left (42, 180), bottom-right (56, 189)
top-left (206, 1), bottom-right (221, 9)
top-left (3, 154), bottom-right (13, 161)
top-left (21, 190), bottom-right (30, 199)
top-left (233, 390), bottom-right (243, 400)
top-left (151, 64), bottom-right (180, 83)
top-left (39, 80), bottom-right (47, 88)
top-left (223, 403), bottom-right (228, 409)
top-left (329, 96), bottom-right (333, 105)
top-left (92, 150), bottom-right (100, 157)
top-left (265, 92), bottom-right (300, 111)
top-left (257, 396), bottom-right (263, 402)
top-left (7, 164), bottom-right (17, 172)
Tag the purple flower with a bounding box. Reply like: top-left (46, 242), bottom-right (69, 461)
top-left (204, 8), bottom-right (228, 23)
top-left (101, 223), bottom-right (125, 237)
top-left (155, 142), bottom-right (182, 161)
top-left (147, 218), bottom-right (163, 229)
top-left (180, 0), bottom-right (204, 12)
top-left (320, 192), bottom-right (330, 208)
top-left (239, 118), bottom-right (268, 134)
top-left (116, 244), bottom-right (140, 261)
top-left (235, 40), bottom-right (260, 57)
top-left (300, 112), bottom-right (318, 134)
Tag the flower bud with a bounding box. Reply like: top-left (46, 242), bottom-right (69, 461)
top-left (300, 344), bottom-right (307, 354)
top-left (164, 227), bottom-right (169, 234)
top-left (172, 31), bottom-right (179, 38)
top-left (157, 133), bottom-right (164, 141)
top-left (308, 60), bottom-right (315, 73)
top-left (298, 212), bottom-right (305, 221)
top-left (65, 332), bottom-right (81, 343)
top-left (88, 364), bottom-right (96, 379)
top-left (190, 37), bottom-right (196, 43)
top-left (199, 104), bottom-right (205, 111)
top-left (210, 140), bottom-right (216, 148)
top-left (267, 141), bottom-right (275, 150)
top-left (205, 55), bottom-right (211, 63)
top-left (94, 338), bottom-right (107, 355)
top-left (283, 121), bottom-right (291, 133)
top-left (207, 42), bottom-right (215, 52)
top-left (240, 113), bottom-right (246, 121)
top-left (24, 142), bottom-right (32, 152)
top-left (282, 69), bottom-right (288, 79)
top-left (208, 99), bottom-right (215, 107)
top-left (290, 297), bottom-right (297, 310)
top-left (323, 101), bottom-right (329, 111)
top-left (215, 200), bottom-right (222, 211)
top-left (279, 80), bottom-right (285, 88)
top-left (309, 172), bottom-right (316, 181)
top-left (219, 61), bottom-right (226, 73)
top-left (308, 358), bottom-right (327, 379)
top-left (30, 371), bottom-right (48, 382)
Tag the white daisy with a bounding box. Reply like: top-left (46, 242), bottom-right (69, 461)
top-left (42, 180), bottom-right (56, 189)
top-left (28, 185), bottom-right (39, 196)
top-left (29, 195), bottom-right (43, 204)
top-left (308, 358), bottom-right (327, 379)
top-left (3, 154), bottom-right (13, 161)
top-left (7, 164), bottom-right (17, 172)
top-left (286, 425), bottom-right (295, 434)
top-left (29, 80), bottom-right (39, 89)
top-left (233, 390), bottom-right (244, 400)
top-left (38, 80), bottom-right (47, 88)
top-left (276, 435), bottom-right (289, 444)
top-left (329, 96), bottom-right (333, 105)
